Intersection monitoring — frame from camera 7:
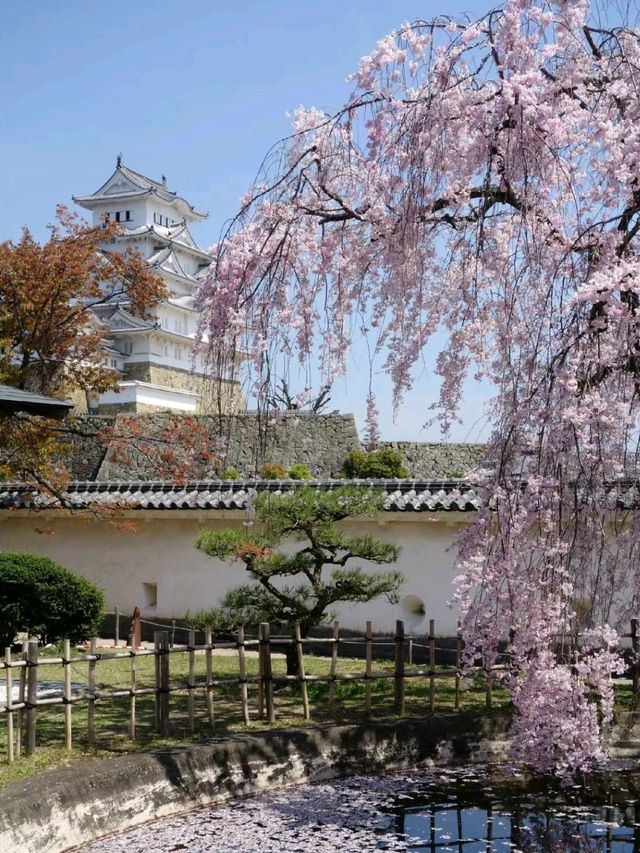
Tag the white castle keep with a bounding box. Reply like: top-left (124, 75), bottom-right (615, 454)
top-left (73, 158), bottom-right (242, 414)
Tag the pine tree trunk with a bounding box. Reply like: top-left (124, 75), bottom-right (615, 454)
top-left (284, 641), bottom-right (300, 676)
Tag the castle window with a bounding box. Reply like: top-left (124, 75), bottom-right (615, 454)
top-left (125, 210), bottom-right (131, 221)
top-left (115, 211), bottom-right (121, 222)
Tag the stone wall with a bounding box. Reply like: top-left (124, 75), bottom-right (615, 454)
top-left (97, 411), bottom-right (361, 479)
top-left (59, 415), bottom-right (114, 481)
top-left (120, 362), bottom-right (244, 413)
top-left (376, 441), bottom-right (486, 478)
top-left (57, 412), bottom-right (486, 481)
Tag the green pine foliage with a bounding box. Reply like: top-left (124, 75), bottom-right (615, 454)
top-left (194, 488), bottom-right (403, 666)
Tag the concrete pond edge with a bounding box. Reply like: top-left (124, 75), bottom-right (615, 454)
top-left (1, 711), bottom-right (639, 853)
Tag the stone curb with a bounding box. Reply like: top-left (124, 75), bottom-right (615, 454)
top-left (0, 714), bottom-right (511, 853)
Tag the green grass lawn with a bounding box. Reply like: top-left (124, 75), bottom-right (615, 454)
top-left (1, 644), bottom-right (635, 790)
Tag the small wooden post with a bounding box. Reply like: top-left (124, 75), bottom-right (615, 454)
top-left (114, 606), bottom-right (120, 647)
top-left (26, 638), bottom-right (38, 756)
top-left (187, 629), bottom-right (196, 733)
top-left (159, 631), bottom-right (170, 735)
top-left (259, 623), bottom-right (275, 723)
top-left (129, 648), bottom-right (137, 739)
top-left (205, 626), bottom-right (214, 727)
top-left (129, 606), bottom-right (141, 651)
top-left (364, 621), bottom-right (373, 719)
top-left (294, 623), bottom-right (309, 721)
top-left (63, 639), bottom-right (72, 751)
top-left (170, 620), bottom-right (176, 650)
top-left (428, 619), bottom-right (436, 714)
top-left (237, 626), bottom-right (250, 725)
top-left (394, 619), bottom-right (405, 714)
top-left (87, 638), bottom-right (97, 747)
top-left (632, 618), bottom-right (639, 695)
top-left (327, 621), bottom-right (340, 717)
top-left (5, 648), bottom-right (14, 764)
top-left (16, 644), bottom-right (26, 757)
top-left (454, 622), bottom-right (462, 711)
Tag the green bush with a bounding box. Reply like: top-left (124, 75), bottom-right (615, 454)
top-left (0, 552), bottom-right (104, 648)
top-left (342, 448), bottom-right (409, 479)
top-left (260, 462), bottom-right (288, 480)
top-left (222, 467), bottom-right (240, 480)
top-left (288, 463), bottom-right (313, 480)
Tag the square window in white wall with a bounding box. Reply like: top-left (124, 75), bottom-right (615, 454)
top-left (142, 582), bottom-right (158, 610)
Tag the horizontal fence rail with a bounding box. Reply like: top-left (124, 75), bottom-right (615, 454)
top-left (1, 617), bottom-right (639, 764)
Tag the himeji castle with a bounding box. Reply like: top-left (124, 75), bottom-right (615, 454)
top-left (73, 157), bottom-right (243, 414)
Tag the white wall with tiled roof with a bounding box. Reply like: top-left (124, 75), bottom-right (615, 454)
top-left (0, 508), bottom-right (471, 634)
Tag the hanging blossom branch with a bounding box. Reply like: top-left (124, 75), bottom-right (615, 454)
top-left (198, 0), bottom-right (640, 777)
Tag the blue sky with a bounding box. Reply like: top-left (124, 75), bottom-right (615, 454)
top-left (2, 0), bottom-right (492, 442)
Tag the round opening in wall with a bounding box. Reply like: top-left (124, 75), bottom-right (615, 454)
top-left (399, 594), bottom-right (426, 630)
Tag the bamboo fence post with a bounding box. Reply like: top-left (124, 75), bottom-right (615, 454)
top-left (205, 626), bottom-right (214, 727)
top-left (16, 644), bottom-right (26, 757)
top-left (454, 621), bottom-right (462, 711)
top-left (428, 619), bottom-right (436, 714)
top-left (394, 619), bottom-right (405, 714)
top-left (5, 648), bottom-right (13, 764)
top-left (294, 623), bottom-right (310, 721)
top-left (364, 621), bottom-right (373, 719)
top-left (237, 625), bottom-right (250, 725)
top-left (26, 638), bottom-right (38, 756)
top-left (257, 634), bottom-right (265, 720)
top-left (187, 629), bottom-right (196, 733)
top-left (159, 631), bottom-right (170, 735)
top-left (259, 623), bottom-right (275, 723)
top-left (632, 618), bottom-right (639, 695)
top-left (154, 631), bottom-right (161, 730)
top-left (114, 606), bottom-right (120, 648)
top-left (327, 622), bottom-right (339, 717)
top-left (87, 638), bottom-right (97, 747)
top-left (129, 648), bottom-right (137, 739)
top-left (63, 639), bottom-right (72, 751)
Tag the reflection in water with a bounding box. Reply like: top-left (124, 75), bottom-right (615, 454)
top-left (384, 775), bottom-right (639, 852)
top-left (80, 766), bottom-right (640, 853)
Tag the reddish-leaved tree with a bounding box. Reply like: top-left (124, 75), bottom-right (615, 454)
top-left (198, 0), bottom-right (640, 776)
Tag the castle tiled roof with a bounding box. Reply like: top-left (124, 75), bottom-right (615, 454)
top-left (0, 479), bottom-right (480, 513)
top-left (90, 304), bottom-right (156, 333)
top-left (73, 160), bottom-right (207, 221)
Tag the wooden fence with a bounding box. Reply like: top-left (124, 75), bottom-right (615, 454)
top-left (2, 617), bottom-right (639, 765)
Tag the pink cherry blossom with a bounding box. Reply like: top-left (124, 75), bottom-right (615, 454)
top-left (198, 1), bottom-right (640, 776)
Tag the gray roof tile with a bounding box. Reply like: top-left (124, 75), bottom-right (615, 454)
top-left (0, 479), bottom-right (481, 513)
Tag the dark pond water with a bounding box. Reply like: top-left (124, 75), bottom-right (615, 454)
top-left (82, 767), bottom-right (640, 852)
top-left (381, 771), bottom-right (639, 851)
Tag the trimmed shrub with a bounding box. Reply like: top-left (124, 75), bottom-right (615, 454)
top-left (288, 463), bottom-right (313, 480)
top-left (260, 462), bottom-right (288, 480)
top-left (342, 448), bottom-right (409, 479)
top-left (222, 467), bottom-right (241, 480)
top-left (0, 552), bottom-right (104, 648)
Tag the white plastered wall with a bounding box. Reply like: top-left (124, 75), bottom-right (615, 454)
top-left (0, 511), bottom-right (472, 635)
